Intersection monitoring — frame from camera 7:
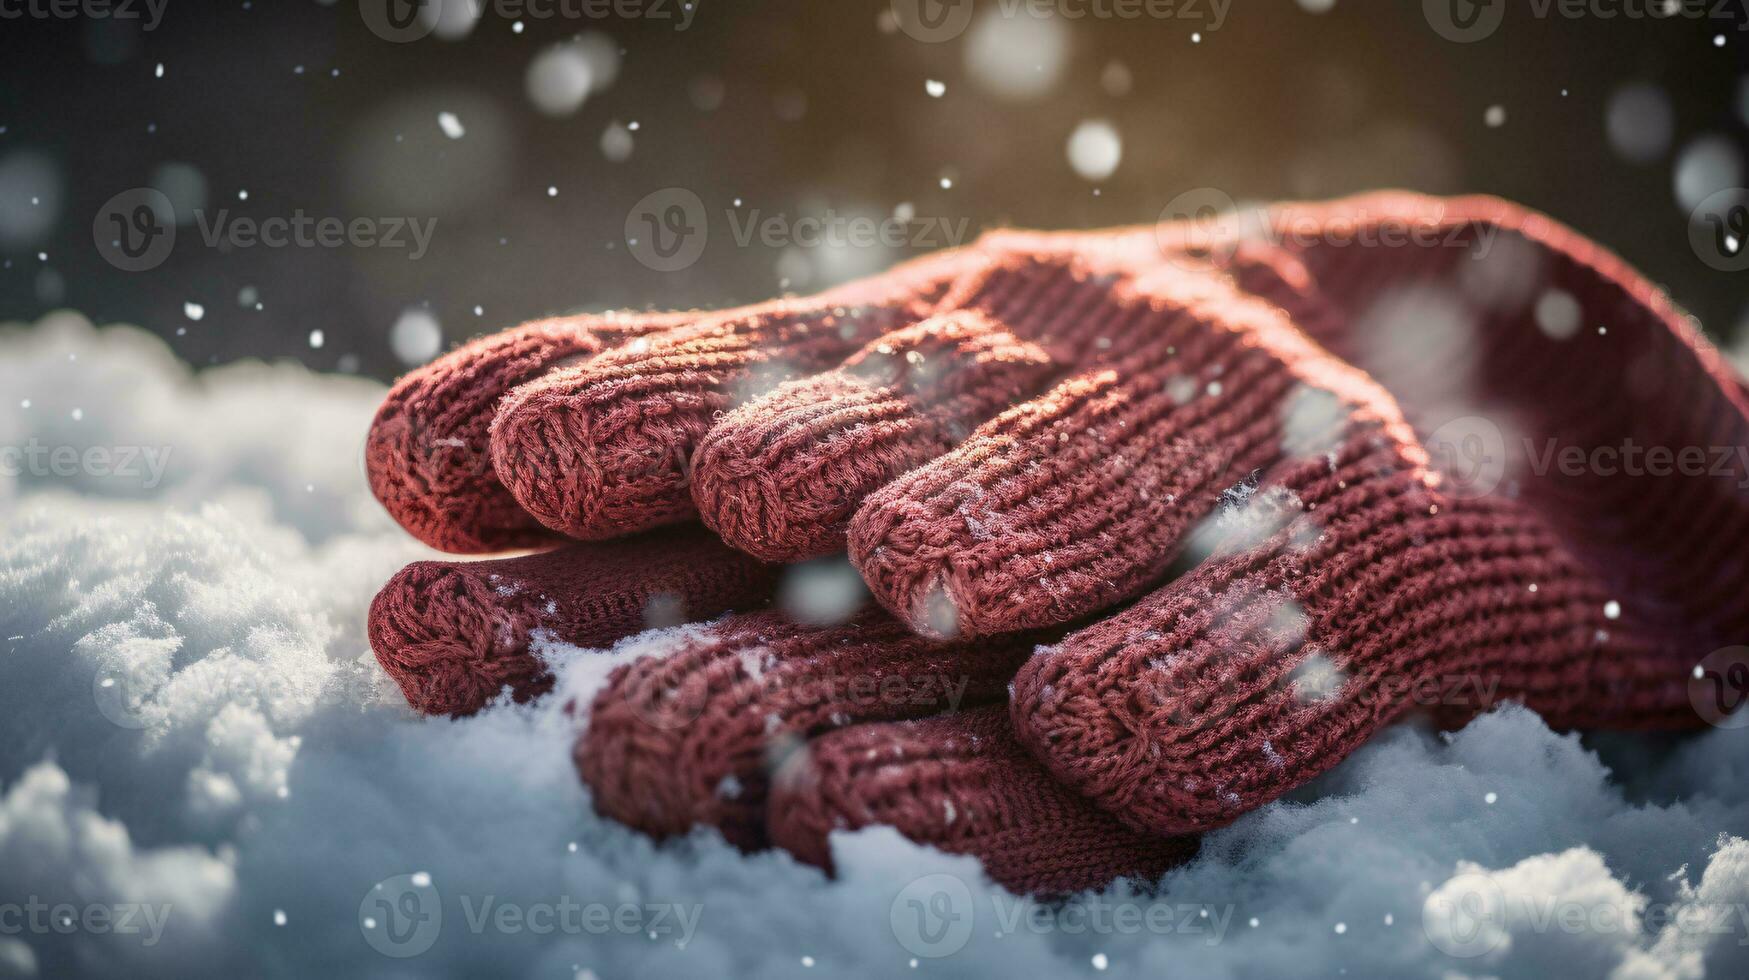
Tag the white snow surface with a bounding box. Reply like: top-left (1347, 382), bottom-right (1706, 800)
top-left (0, 313), bottom-right (1746, 978)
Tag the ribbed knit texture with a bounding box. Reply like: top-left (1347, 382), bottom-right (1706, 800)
top-left (361, 192), bottom-right (1749, 892)
top-left (576, 607), bottom-right (1033, 849)
top-left (849, 247), bottom-right (1365, 638)
top-left (1008, 192), bottom-right (1749, 834)
top-left (689, 310), bottom-right (1059, 562)
top-left (488, 249), bottom-right (974, 541)
top-left (365, 313), bottom-right (671, 552)
top-left (367, 525), bottom-right (776, 716)
top-left (688, 238), bottom-right (1182, 566)
top-left (767, 705), bottom-right (1200, 896)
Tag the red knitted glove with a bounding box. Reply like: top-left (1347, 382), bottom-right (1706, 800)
top-left (365, 247), bottom-right (974, 553)
top-left (368, 542), bottom-right (1194, 893)
top-left (1009, 193), bottom-right (1749, 833)
top-left (361, 247), bottom-right (1199, 891)
top-left (361, 248), bottom-right (969, 708)
top-left (366, 526), bottom-right (777, 715)
top-left (364, 193), bottom-right (1749, 891)
top-left (575, 602), bottom-right (1197, 894)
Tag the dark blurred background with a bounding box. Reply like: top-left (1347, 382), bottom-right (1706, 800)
top-left (0, 0), bottom-right (1745, 382)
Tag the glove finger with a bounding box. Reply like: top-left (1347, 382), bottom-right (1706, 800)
top-left (575, 607), bottom-right (1034, 849)
top-left (489, 248), bottom-right (977, 542)
top-left (1011, 440), bottom-right (1704, 834)
top-left (690, 310), bottom-right (1059, 562)
top-left (366, 311), bottom-right (693, 553)
top-left (688, 232), bottom-right (1194, 563)
top-left (367, 525), bottom-right (777, 716)
top-left (766, 705), bottom-right (1198, 896)
top-left (848, 261), bottom-right (1366, 638)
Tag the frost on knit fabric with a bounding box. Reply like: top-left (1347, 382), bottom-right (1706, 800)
top-left (0, 316), bottom-right (1746, 979)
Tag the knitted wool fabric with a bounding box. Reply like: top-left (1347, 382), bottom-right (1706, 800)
top-left (847, 242), bottom-right (1353, 638)
top-left (368, 525), bottom-right (776, 716)
top-left (487, 248), bottom-right (977, 541)
top-left (1008, 193), bottom-right (1749, 834)
top-left (687, 238), bottom-right (1167, 564)
top-left (573, 609), bottom-right (1196, 894)
top-left (767, 706), bottom-right (1199, 896)
top-left (365, 310), bottom-right (691, 553)
top-left (576, 607), bottom-right (1032, 848)
top-left (362, 192), bottom-right (1749, 889)
top-left (688, 309), bottom-right (1061, 562)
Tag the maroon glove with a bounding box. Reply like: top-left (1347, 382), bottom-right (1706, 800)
top-left (365, 193), bottom-right (1749, 891)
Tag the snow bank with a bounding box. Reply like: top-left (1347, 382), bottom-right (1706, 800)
top-left (0, 314), bottom-right (1745, 978)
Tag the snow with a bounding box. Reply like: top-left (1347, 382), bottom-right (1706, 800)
top-left (525, 44), bottom-right (593, 117)
top-left (1535, 289), bottom-right (1583, 341)
top-left (0, 315), bottom-right (1746, 978)
top-left (1606, 84), bottom-right (1675, 165)
top-left (1067, 120), bottom-right (1123, 182)
top-left (1674, 137), bottom-right (1744, 213)
top-left (964, 11), bottom-right (1068, 102)
top-left (389, 308), bottom-right (442, 366)
top-left (778, 556), bottom-right (870, 627)
top-left (600, 121), bottom-right (634, 163)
